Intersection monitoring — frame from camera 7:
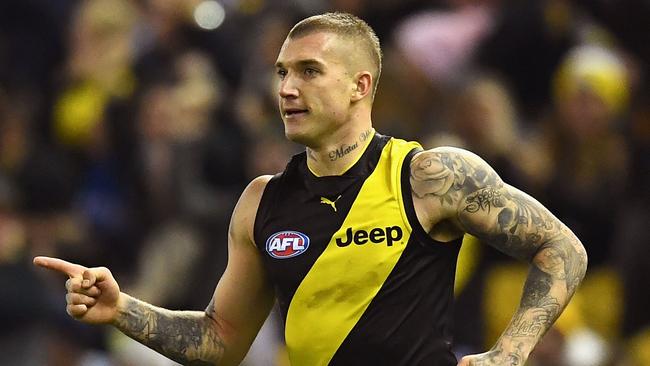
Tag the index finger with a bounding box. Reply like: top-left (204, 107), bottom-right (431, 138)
top-left (33, 256), bottom-right (87, 278)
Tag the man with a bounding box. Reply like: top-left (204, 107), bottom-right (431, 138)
top-left (34, 12), bottom-right (587, 366)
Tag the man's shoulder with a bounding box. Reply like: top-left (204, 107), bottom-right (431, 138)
top-left (234, 175), bottom-right (274, 221)
top-left (411, 146), bottom-right (485, 164)
top-left (243, 175), bottom-right (274, 203)
top-left (230, 175), bottom-right (275, 246)
top-left (409, 145), bottom-right (502, 208)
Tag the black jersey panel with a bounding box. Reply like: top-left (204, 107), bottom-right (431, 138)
top-left (253, 134), bottom-right (390, 319)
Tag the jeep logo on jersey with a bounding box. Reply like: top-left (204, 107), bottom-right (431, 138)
top-left (266, 231), bottom-right (310, 259)
top-left (335, 226), bottom-right (403, 247)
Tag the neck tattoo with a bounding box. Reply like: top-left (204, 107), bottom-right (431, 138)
top-left (327, 128), bottom-right (373, 162)
top-left (360, 129), bottom-right (373, 142)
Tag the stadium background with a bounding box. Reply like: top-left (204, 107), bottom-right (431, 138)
top-left (0, 0), bottom-right (648, 364)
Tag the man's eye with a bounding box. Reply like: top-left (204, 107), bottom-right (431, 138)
top-left (304, 68), bottom-right (319, 77)
top-left (277, 69), bottom-right (287, 79)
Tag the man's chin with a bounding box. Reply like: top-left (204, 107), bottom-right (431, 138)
top-left (285, 130), bottom-right (307, 144)
top-left (284, 129), bottom-right (315, 147)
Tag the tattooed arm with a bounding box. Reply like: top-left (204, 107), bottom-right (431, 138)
top-left (34, 176), bottom-right (275, 366)
top-left (112, 295), bottom-right (226, 365)
top-left (410, 147), bottom-right (587, 365)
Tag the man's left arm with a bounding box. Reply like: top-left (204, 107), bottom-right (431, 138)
top-left (410, 147), bottom-right (588, 365)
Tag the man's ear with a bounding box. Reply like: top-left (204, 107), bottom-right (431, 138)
top-left (351, 71), bottom-right (373, 102)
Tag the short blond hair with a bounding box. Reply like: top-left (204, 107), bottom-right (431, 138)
top-left (288, 12), bottom-right (382, 98)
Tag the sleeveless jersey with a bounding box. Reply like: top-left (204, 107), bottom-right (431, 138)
top-left (253, 133), bottom-right (461, 366)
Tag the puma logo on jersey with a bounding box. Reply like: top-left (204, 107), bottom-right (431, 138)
top-left (336, 226), bottom-right (404, 247)
top-left (266, 231), bottom-right (310, 259)
top-left (320, 195), bottom-right (341, 212)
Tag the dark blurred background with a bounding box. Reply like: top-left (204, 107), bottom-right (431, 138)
top-left (0, 0), bottom-right (648, 365)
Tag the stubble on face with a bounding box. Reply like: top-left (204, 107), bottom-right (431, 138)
top-left (276, 32), bottom-right (359, 147)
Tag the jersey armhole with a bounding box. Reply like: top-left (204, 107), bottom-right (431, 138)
top-left (253, 172), bottom-right (283, 250)
top-left (400, 148), bottom-right (463, 248)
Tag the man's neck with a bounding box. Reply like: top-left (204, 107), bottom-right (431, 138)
top-left (306, 126), bottom-right (375, 177)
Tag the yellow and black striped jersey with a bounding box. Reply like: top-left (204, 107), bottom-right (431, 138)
top-left (254, 133), bottom-right (461, 366)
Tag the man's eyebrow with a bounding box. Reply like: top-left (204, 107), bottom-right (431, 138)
top-left (297, 59), bottom-right (325, 68)
top-left (275, 59), bottom-right (325, 68)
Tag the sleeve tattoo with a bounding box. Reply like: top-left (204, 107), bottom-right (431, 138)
top-left (411, 148), bottom-right (587, 357)
top-left (114, 296), bottom-right (225, 365)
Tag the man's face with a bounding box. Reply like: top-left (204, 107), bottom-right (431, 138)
top-left (275, 32), bottom-right (357, 147)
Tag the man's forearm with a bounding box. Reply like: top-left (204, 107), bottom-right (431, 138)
top-left (112, 294), bottom-right (226, 365)
top-left (493, 232), bottom-right (588, 361)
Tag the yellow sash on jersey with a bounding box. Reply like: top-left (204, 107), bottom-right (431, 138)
top-left (285, 138), bottom-right (421, 366)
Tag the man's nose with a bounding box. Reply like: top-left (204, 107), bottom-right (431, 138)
top-left (279, 76), bottom-right (299, 99)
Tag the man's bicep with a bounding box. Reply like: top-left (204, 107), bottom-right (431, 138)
top-left (208, 234), bottom-right (274, 345)
top-left (409, 147), bottom-right (502, 234)
top-left (456, 181), bottom-right (566, 261)
top-left (409, 147), bottom-right (569, 261)
top-left (205, 176), bottom-right (275, 359)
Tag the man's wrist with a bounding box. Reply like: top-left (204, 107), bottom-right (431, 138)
top-left (111, 292), bottom-right (130, 326)
top-left (492, 336), bottom-right (533, 364)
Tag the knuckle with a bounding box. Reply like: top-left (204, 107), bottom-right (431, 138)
top-left (68, 278), bottom-right (80, 290)
top-left (82, 272), bottom-right (92, 283)
top-left (70, 304), bottom-right (86, 317)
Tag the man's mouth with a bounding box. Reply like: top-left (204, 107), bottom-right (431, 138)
top-left (283, 108), bottom-right (309, 118)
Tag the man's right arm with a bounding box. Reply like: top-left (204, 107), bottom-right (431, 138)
top-left (111, 294), bottom-right (227, 365)
top-left (35, 175), bottom-right (275, 366)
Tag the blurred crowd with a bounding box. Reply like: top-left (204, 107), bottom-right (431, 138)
top-left (0, 0), bottom-right (648, 365)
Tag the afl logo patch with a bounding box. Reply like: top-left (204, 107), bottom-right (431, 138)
top-left (266, 231), bottom-right (310, 259)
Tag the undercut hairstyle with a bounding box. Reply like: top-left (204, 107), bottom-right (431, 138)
top-left (288, 12), bottom-right (383, 99)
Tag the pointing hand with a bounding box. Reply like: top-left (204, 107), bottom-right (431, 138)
top-left (34, 256), bottom-right (122, 325)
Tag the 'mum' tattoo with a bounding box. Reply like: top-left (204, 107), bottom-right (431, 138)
top-left (462, 187), bottom-right (560, 261)
top-left (115, 297), bottom-right (224, 365)
top-left (459, 185), bottom-right (587, 291)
